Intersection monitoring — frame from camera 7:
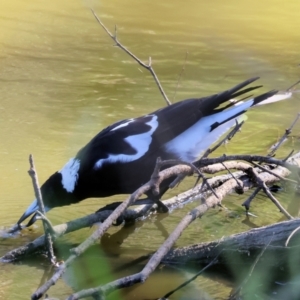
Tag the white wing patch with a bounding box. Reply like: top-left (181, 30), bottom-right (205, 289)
top-left (95, 115), bottom-right (158, 169)
top-left (111, 119), bottom-right (134, 131)
top-left (164, 99), bottom-right (254, 161)
top-left (59, 158), bottom-right (80, 193)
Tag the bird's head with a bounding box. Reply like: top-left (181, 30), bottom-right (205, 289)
top-left (15, 174), bottom-right (59, 228)
top-left (15, 158), bottom-right (81, 230)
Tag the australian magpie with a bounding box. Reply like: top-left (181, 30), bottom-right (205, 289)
top-left (15, 77), bottom-right (290, 228)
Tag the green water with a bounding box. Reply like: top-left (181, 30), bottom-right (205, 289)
top-left (0, 0), bottom-right (300, 299)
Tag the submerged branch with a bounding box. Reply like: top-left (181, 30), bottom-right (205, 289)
top-left (2, 155), bottom-right (295, 265)
top-left (164, 218), bottom-right (300, 267)
top-left (67, 159), bottom-right (293, 300)
top-left (2, 151), bottom-right (298, 299)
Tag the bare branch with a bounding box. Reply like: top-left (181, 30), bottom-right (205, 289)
top-left (35, 211), bottom-right (56, 237)
top-left (268, 112), bottom-right (300, 157)
top-left (229, 237), bottom-right (273, 299)
top-left (173, 51), bottom-right (188, 101)
top-left (3, 153), bottom-right (297, 299)
top-left (262, 181), bottom-right (293, 219)
top-left (164, 218), bottom-right (300, 266)
top-left (28, 154), bottom-right (56, 264)
top-left (90, 9), bottom-right (171, 106)
top-left (31, 160), bottom-right (196, 299)
top-left (246, 167), bottom-right (293, 220)
top-left (221, 161), bottom-right (244, 193)
top-left (67, 177), bottom-right (240, 300)
top-left (251, 161), bottom-right (297, 184)
top-left (162, 256), bottom-right (218, 299)
top-left (67, 154), bottom-right (295, 299)
top-left (285, 225), bottom-right (300, 246)
top-left (286, 79), bottom-right (300, 92)
top-left (195, 154), bottom-right (300, 171)
top-left (2, 156), bottom-right (294, 264)
top-left (201, 120), bottom-right (244, 158)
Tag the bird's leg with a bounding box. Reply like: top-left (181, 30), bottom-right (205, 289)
top-left (145, 183), bottom-right (170, 213)
top-left (97, 178), bottom-right (171, 217)
top-left (150, 195), bottom-right (169, 213)
top-left (97, 196), bottom-right (169, 212)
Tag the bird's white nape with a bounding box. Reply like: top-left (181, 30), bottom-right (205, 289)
top-left (59, 158), bottom-right (80, 192)
top-left (94, 115), bottom-right (159, 169)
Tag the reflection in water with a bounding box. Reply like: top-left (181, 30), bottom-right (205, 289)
top-left (1, 0), bottom-right (300, 298)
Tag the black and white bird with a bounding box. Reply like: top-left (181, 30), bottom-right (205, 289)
top-left (15, 77), bottom-right (291, 228)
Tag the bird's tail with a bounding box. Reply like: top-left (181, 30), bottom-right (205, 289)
top-left (209, 89), bottom-right (278, 131)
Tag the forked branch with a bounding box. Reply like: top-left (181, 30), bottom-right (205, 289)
top-left (28, 154), bottom-right (56, 265)
top-left (91, 9), bottom-right (171, 106)
top-left (34, 153), bottom-right (296, 300)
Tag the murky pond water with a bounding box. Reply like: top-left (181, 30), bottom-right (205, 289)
top-left (1, 0), bottom-right (300, 299)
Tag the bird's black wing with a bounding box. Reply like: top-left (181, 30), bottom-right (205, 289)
top-left (148, 77), bottom-right (262, 145)
top-left (76, 77), bottom-right (265, 171)
top-left (75, 115), bottom-right (160, 171)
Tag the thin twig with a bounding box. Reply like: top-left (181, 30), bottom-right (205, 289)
top-left (251, 161), bottom-right (297, 183)
top-left (247, 167), bottom-right (293, 219)
top-left (195, 154), bottom-right (299, 171)
top-left (262, 181), bottom-right (293, 219)
top-left (66, 177), bottom-right (239, 300)
top-left (169, 173), bottom-right (187, 189)
top-left (18, 154), bottom-right (299, 298)
top-left (283, 149), bottom-right (295, 162)
top-left (5, 160), bottom-right (286, 263)
top-left (268, 113), bottom-right (300, 157)
top-left (173, 51), bottom-right (188, 101)
top-left (201, 120), bottom-right (244, 158)
top-left (286, 79), bottom-right (300, 92)
top-left (68, 153), bottom-right (294, 300)
top-left (221, 161), bottom-right (244, 193)
top-left (153, 158), bottom-right (200, 176)
top-left (229, 236), bottom-right (273, 299)
top-left (28, 155), bottom-right (56, 264)
top-left (35, 211), bottom-right (56, 237)
top-left (31, 159), bottom-right (195, 299)
top-left (162, 256), bottom-right (218, 299)
top-left (285, 225), bottom-right (300, 246)
top-left (91, 9), bottom-right (171, 106)
top-left (195, 173), bottom-right (219, 199)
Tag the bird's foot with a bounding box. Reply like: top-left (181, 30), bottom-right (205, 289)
top-left (154, 200), bottom-right (169, 213)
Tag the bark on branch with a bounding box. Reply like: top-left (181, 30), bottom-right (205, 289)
top-left (65, 157), bottom-right (296, 300)
top-left (163, 218), bottom-right (300, 268)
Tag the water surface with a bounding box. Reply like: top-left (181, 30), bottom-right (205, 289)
top-left (0, 0), bottom-right (300, 299)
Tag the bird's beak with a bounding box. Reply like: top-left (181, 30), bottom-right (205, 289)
top-left (6, 200), bottom-right (42, 234)
top-left (16, 199), bottom-right (39, 227)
